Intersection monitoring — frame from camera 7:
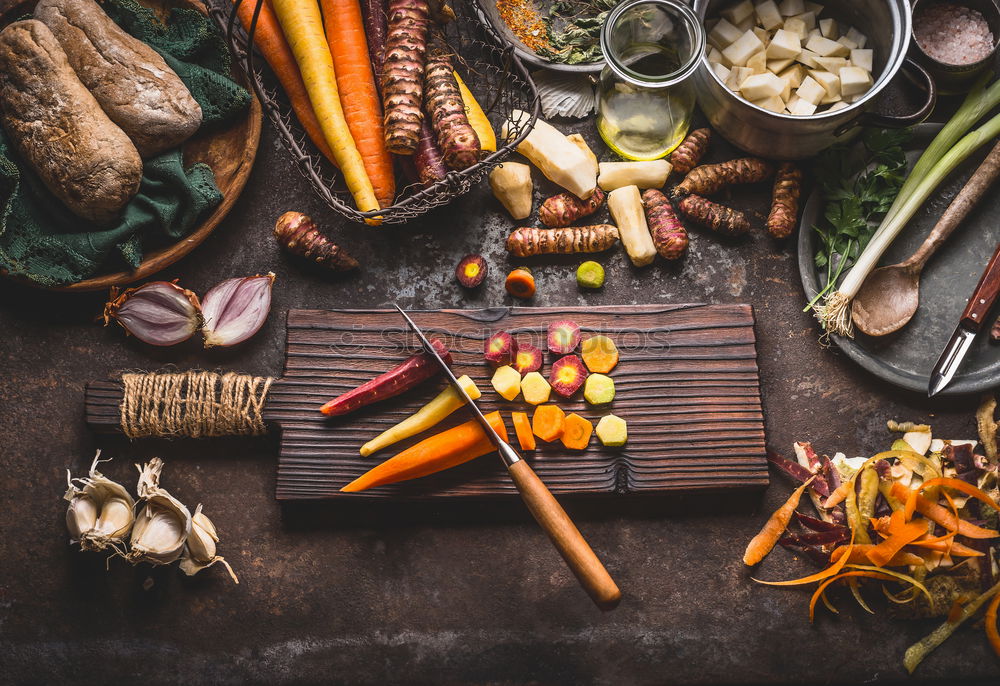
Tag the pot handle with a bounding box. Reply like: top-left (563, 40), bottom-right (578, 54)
top-left (833, 58), bottom-right (937, 136)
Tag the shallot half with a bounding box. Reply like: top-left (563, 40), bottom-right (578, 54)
top-left (103, 281), bottom-right (201, 346)
top-left (201, 273), bottom-right (275, 348)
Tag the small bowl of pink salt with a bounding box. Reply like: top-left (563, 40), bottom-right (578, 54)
top-left (911, 0), bottom-right (1000, 92)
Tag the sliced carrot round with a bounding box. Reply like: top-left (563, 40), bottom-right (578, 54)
top-left (512, 411), bottom-right (536, 451)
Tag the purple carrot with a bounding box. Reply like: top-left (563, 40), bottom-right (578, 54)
top-left (414, 117), bottom-right (448, 187)
top-left (362, 0), bottom-right (388, 90)
top-left (796, 441), bottom-right (822, 471)
top-left (767, 450), bottom-right (830, 497)
top-left (781, 529), bottom-right (849, 547)
top-left (793, 511), bottom-right (846, 533)
top-left (821, 455), bottom-right (841, 492)
top-left (778, 539), bottom-right (830, 567)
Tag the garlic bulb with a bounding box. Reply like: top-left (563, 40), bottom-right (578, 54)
top-left (179, 505), bottom-right (239, 583)
top-left (201, 273), bottom-right (275, 348)
top-left (127, 458), bottom-right (191, 566)
top-left (64, 451), bottom-right (135, 551)
top-left (103, 281), bottom-right (201, 346)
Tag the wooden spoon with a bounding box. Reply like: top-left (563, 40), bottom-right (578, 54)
top-left (852, 141), bottom-right (1000, 337)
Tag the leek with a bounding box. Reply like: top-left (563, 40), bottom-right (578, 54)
top-left (818, 106), bottom-right (1000, 336)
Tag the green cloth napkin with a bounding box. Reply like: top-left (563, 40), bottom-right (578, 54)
top-left (0, 0), bottom-right (251, 287)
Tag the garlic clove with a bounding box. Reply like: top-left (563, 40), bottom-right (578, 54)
top-left (201, 273), bottom-right (275, 348)
top-left (179, 505), bottom-right (238, 583)
top-left (127, 458), bottom-right (191, 566)
top-left (65, 451), bottom-right (135, 551)
top-left (104, 281), bottom-right (201, 346)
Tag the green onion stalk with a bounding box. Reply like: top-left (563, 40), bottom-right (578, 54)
top-left (817, 77), bottom-right (1000, 336)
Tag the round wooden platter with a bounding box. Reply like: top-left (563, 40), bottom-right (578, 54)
top-left (1, 0), bottom-right (262, 292)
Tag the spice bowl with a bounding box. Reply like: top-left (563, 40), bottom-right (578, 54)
top-left (910, 0), bottom-right (1000, 94)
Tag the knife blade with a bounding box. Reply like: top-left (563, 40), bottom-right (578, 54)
top-left (393, 305), bottom-right (622, 610)
top-left (928, 242), bottom-right (1000, 397)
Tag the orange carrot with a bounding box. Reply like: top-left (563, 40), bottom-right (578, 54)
top-left (233, 0), bottom-right (337, 165)
top-left (908, 477), bottom-right (1000, 518)
top-left (865, 511), bottom-right (929, 567)
top-left (560, 413), bottom-right (593, 450)
top-left (986, 589), bottom-right (1000, 657)
top-left (830, 545), bottom-right (924, 568)
top-left (512, 411), bottom-right (535, 451)
top-left (341, 411), bottom-right (507, 492)
top-left (906, 538), bottom-right (984, 556)
top-left (809, 570), bottom-right (897, 622)
top-left (890, 482), bottom-right (1000, 539)
top-left (743, 477), bottom-right (814, 566)
top-left (321, 0), bottom-right (396, 207)
top-left (532, 405), bottom-right (565, 442)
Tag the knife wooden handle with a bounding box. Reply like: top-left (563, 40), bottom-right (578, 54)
top-left (960, 242), bottom-right (1000, 331)
top-left (507, 459), bottom-right (622, 610)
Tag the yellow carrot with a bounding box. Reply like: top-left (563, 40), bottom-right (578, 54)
top-left (270, 0), bottom-right (380, 220)
top-left (359, 375), bottom-right (481, 456)
top-left (453, 71), bottom-right (496, 152)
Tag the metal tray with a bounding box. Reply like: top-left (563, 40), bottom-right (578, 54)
top-left (798, 123), bottom-right (1000, 397)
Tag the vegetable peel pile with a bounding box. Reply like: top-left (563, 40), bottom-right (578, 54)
top-left (746, 395), bottom-right (1000, 672)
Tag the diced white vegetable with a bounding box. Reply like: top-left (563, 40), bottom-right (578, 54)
top-left (754, 95), bottom-right (786, 113)
top-left (783, 16), bottom-right (807, 39)
top-left (767, 57), bottom-right (795, 73)
top-left (779, 75), bottom-right (793, 101)
top-left (752, 26), bottom-right (771, 45)
top-left (839, 66), bottom-right (873, 96)
top-left (807, 28), bottom-right (821, 40)
top-left (713, 62), bottom-right (732, 82)
top-left (806, 34), bottom-right (850, 57)
top-left (795, 75), bottom-right (825, 105)
top-left (607, 186), bottom-right (656, 267)
top-left (778, 63), bottom-right (807, 88)
top-left (845, 26), bottom-right (867, 49)
top-left (838, 35), bottom-right (858, 50)
top-left (755, 0), bottom-right (783, 30)
top-left (740, 72), bottom-right (785, 100)
top-left (708, 46), bottom-right (727, 66)
top-left (796, 48), bottom-right (820, 68)
top-left (597, 161), bottom-right (672, 191)
top-left (820, 90), bottom-right (840, 105)
top-left (777, 0), bottom-right (804, 16)
top-left (851, 48), bottom-right (873, 73)
top-left (819, 17), bottom-right (837, 38)
top-left (729, 66), bottom-right (755, 90)
top-left (804, 1), bottom-right (822, 15)
top-left (814, 56), bottom-right (849, 72)
top-left (792, 11), bottom-right (816, 30)
top-left (722, 30), bottom-right (765, 66)
top-left (709, 18), bottom-right (744, 49)
top-left (502, 110), bottom-right (597, 200)
top-left (747, 51), bottom-right (768, 74)
top-left (826, 101), bottom-right (850, 112)
top-left (788, 96), bottom-right (817, 115)
top-left (721, 0), bottom-right (755, 25)
top-left (736, 16), bottom-right (756, 32)
top-left (766, 28), bottom-right (801, 58)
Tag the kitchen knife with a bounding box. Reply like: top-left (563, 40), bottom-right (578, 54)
top-left (928, 242), bottom-right (1000, 397)
top-left (393, 305), bottom-right (622, 610)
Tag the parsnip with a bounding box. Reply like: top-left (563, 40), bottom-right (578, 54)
top-left (607, 185), bottom-right (656, 267)
top-left (489, 162), bottom-right (533, 219)
top-left (598, 160), bottom-right (672, 191)
top-left (566, 133), bottom-right (598, 167)
top-left (501, 110), bottom-right (597, 199)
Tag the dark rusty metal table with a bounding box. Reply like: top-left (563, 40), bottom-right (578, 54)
top-left (1, 105), bottom-right (997, 685)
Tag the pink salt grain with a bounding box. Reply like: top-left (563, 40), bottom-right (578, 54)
top-left (914, 2), bottom-right (995, 65)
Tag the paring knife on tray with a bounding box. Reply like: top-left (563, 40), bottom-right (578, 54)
top-left (928, 242), bottom-right (1000, 397)
top-left (394, 305), bottom-right (622, 610)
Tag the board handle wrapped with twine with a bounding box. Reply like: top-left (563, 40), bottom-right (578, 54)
top-left (119, 371), bottom-right (274, 438)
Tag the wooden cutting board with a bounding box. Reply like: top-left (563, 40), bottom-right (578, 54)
top-left (269, 305), bottom-right (768, 499)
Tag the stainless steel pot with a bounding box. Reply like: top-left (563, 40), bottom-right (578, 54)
top-left (692, 0), bottom-right (937, 159)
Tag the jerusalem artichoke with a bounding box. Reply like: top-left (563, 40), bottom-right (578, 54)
top-left (489, 162), bottom-right (532, 219)
top-left (382, 0), bottom-right (430, 154)
top-left (424, 34), bottom-right (481, 170)
top-left (669, 128), bottom-right (711, 175)
top-left (607, 185), bottom-right (657, 267)
top-left (506, 225), bottom-right (619, 257)
top-left (673, 157), bottom-right (773, 197)
top-left (274, 211), bottom-right (359, 270)
top-left (566, 133), bottom-right (598, 167)
top-left (642, 189), bottom-right (688, 260)
top-left (598, 160), bottom-right (671, 191)
top-left (676, 194), bottom-right (751, 237)
top-left (767, 162), bottom-right (802, 238)
top-left (538, 189), bottom-right (605, 228)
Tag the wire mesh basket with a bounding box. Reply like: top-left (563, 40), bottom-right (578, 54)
top-left (208, 0), bottom-right (540, 225)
